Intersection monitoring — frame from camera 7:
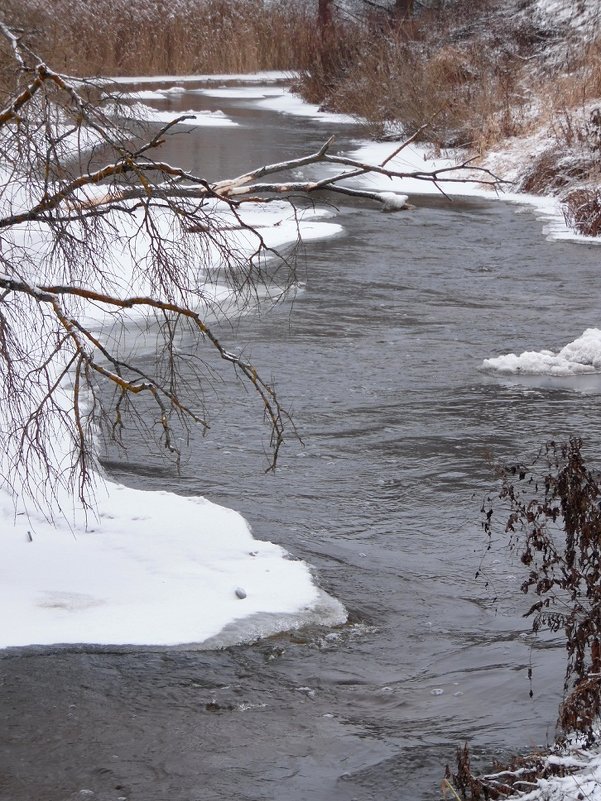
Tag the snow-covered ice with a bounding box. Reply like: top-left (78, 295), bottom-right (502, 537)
top-left (123, 100), bottom-right (239, 127)
top-left (195, 86), bottom-right (287, 100)
top-left (482, 329), bottom-right (601, 376)
top-left (255, 89), bottom-right (357, 125)
top-left (127, 88), bottom-right (186, 101)
top-left (0, 484), bottom-right (344, 649)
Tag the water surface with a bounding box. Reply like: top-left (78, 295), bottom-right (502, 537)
top-left (2, 83), bottom-right (601, 801)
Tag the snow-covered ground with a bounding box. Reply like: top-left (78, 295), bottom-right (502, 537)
top-left (477, 731), bottom-right (601, 801)
top-left (533, 0), bottom-right (601, 35)
top-left (344, 139), bottom-right (592, 245)
top-left (125, 100), bottom-right (239, 127)
top-left (526, 748), bottom-right (601, 801)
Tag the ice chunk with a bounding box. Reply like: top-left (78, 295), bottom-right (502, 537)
top-left (482, 328), bottom-right (601, 376)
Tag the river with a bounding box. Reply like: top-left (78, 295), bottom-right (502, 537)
top-left (2, 82), bottom-right (601, 801)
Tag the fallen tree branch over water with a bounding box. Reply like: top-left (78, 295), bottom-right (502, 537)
top-left (0, 19), bottom-right (502, 513)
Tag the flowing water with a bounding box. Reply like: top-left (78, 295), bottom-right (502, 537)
top-left (2, 83), bottom-right (601, 801)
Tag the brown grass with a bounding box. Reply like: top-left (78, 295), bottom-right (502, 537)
top-left (295, 0), bottom-right (601, 156)
top-left (295, 0), bottom-right (537, 148)
top-left (2, 0), bottom-right (319, 76)
top-left (326, 37), bottom-right (528, 147)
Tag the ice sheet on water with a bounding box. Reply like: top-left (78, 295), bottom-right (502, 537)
top-left (482, 328), bottom-right (601, 376)
top-left (199, 589), bottom-right (347, 650)
top-left (0, 485), bottom-right (345, 649)
top-left (255, 92), bottom-right (356, 125)
top-left (196, 86), bottom-right (287, 100)
top-left (123, 100), bottom-right (239, 127)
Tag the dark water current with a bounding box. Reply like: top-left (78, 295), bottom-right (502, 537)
top-left (3, 83), bottom-right (601, 801)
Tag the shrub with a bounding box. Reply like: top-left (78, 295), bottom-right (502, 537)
top-left (484, 438), bottom-right (601, 737)
top-left (295, 0), bottom-right (531, 148)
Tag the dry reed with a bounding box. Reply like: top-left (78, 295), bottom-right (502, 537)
top-left (295, 0), bottom-right (536, 148)
top-left (2, 0), bottom-right (319, 76)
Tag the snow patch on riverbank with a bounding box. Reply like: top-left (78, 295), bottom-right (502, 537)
top-left (196, 86), bottom-right (285, 100)
top-left (345, 139), bottom-right (589, 243)
top-left (482, 329), bottom-right (601, 376)
top-left (498, 730), bottom-right (601, 801)
top-left (147, 81), bottom-right (354, 125)
top-left (255, 89), bottom-right (357, 125)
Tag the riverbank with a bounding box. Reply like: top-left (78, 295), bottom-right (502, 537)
top-left (295, 0), bottom-right (601, 240)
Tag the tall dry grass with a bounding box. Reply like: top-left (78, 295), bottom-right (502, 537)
top-left (2, 0), bottom-right (319, 76)
top-left (295, 0), bottom-right (585, 150)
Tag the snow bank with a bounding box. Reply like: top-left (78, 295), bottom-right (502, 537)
top-left (195, 86), bottom-right (286, 100)
top-left (482, 329), bottom-right (601, 376)
top-left (501, 731), bottom-right (601, 801)
top-left (127, 88), bottom-right (187, 100)
top-left (346, 139), bottom-right (598, 244)
top-left (255, 90), bottom-right (357, 125)
top-left (343, 140), bottom-right (482, 196)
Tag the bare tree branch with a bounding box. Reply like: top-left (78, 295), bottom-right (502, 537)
top-left (0, 18), bottom-right (502, 516)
